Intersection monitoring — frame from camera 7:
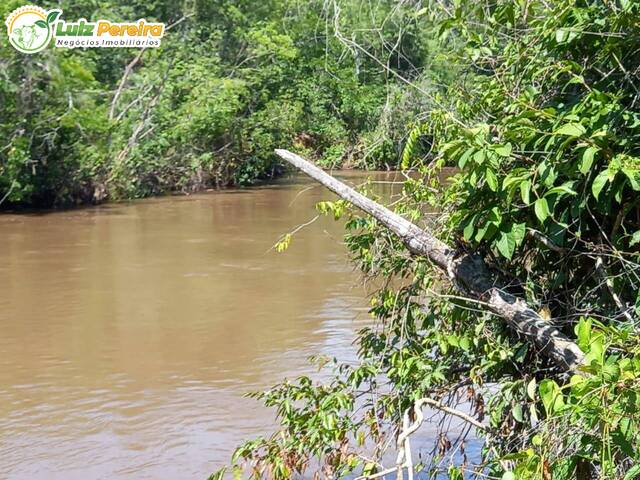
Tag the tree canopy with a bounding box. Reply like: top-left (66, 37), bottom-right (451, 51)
top-left (1, 0), bottom-right (433, 206)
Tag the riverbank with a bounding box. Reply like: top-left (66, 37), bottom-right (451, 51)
top-left (1, 0), bottom-right (429, 210)
top-left (0, 163), bottom-right (401, 212)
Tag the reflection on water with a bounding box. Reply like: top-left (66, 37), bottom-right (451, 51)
top-left (0, 172), bottom-right (410, 479)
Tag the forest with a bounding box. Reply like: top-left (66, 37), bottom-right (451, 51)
top-left (2, 0), bottom-right (640, 479)
top-left (1, 0), bottom-right (437, 206)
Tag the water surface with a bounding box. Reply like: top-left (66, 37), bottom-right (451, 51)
top-left (0, 172), bottom-right (405, 479)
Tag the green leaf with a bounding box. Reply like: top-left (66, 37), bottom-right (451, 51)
top-left (534, 198), bottom-right (550, 223)
top-left (520, 179), bottom-right (531, 204)
top-left (440, 141), bottom-right (458, 155)
top-left (591, 334), bottom-right (605, 361)
top-left (545, 182), bottom-right (577, 197)
top-left (473, 149), bottom-right (486, 165)
top-left (580, 146), bottom-right (598, 174)
top-left (609, 154), bottom-right (623, 174)
top-left (35, 20), bottom-right (47, 28)
top-left (496, 229), bottom-right (516, 259)
top-left (475, 221), bottom-right (497, 242)
top-left (512, 223), bottom-right (526, 246)
top-left (362, 462), bottom-right (378, 476)
top-left (488, 206), bottom-right (502, 224)
top-left (585, 333), bottom-right (605, 366)
top-left (622, 168), bottom-right (640, 190)
top-left (463, 215), bottom-right (476, 241)
top-left (275, 233), bottom-right (292, 253)
top-left (495, 143), bottom-right (512, 157)
top-left (575, 317), bottom-right (592, 351)
top-left (458, 147), bottom-right (475, 169)
top-left (486, 168), bottom-right (498, 191)
top-left (495, 223), bottom-right (526, 260)
top-left (539, 379), bottom-right (564, 415)
top-left (447, 466), bottom-right (464, 480)
top-left (630, 231), bottom-right (640, 247)
top-left (591, 170), bottom-right (610, 199)
top-left (611, 422), bottom-right (635, 460)
top-left (208, 468), bottom-right (226, 480)
top-left (623, 464), bottom-right (640, 480)
top-left (537, 161), bottom-right (557, 187)
top-left (555, 29), bottom-right (569, 43)
top-left (503, 174), bottom-right (524, 190)
top-left (554, 123), bottom-right (586, 137)
top-left (511, 403), bottom-right (524, 423)
top-left (591, 129), bottom-right (609, 139)
top-left (527, 378), bottom-right (537, 400)
top-left (602, 362), bottom-right (620, 382)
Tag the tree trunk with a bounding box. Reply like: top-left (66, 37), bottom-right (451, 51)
top-left (275, 149), bottom-right (585, 372)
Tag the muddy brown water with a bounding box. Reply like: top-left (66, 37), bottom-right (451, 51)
top-left (0, 172), bottom-right (414, 479)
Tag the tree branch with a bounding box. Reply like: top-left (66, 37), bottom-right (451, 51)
top-left (416, 398), bottom-right (487, 432)
top-left (108, 13), bottom-right (194, 121)
top-left (357, 396), bottom-right (486, 480)
top-left (275, 149), bottom-right (585, 372)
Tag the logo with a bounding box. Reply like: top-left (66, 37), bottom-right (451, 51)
top-left (6, 6), bottom-right (58, 54)
top-left (5, 5), bottom-right (165, 54)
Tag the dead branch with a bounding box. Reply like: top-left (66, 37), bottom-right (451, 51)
top-left (416, 398), bottom-right (487, 432)
top-left (275, 149), bottom-right (585, 372)
top-left (595, 256), bottom-right (633, 322)
top-left (357, 396), bottom-right (486, 480)
top-left (108, 13), bottom-right (194, 121)
top-left (527, 229), bottom-right (566, 253)
top-left (109, 48), bottom-right (146, 121)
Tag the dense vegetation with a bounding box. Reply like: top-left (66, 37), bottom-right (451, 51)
top-left (217, 1), bottom-right (640, 479)
top-left (1, 0), bottom-right (434, 207)
top-left (4, 0), bottom-right (640, 478)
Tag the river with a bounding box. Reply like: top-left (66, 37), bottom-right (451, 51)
top-left (0, 172), bottom-right (408, 479)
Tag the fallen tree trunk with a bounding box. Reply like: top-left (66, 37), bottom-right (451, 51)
top-left (275, 149), bottom-right (585, 372)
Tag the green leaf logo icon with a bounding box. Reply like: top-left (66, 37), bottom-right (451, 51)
top-left (46, 11), bottom-right (60, 24)
top-left (5, 6), bottom-right (60, 54)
